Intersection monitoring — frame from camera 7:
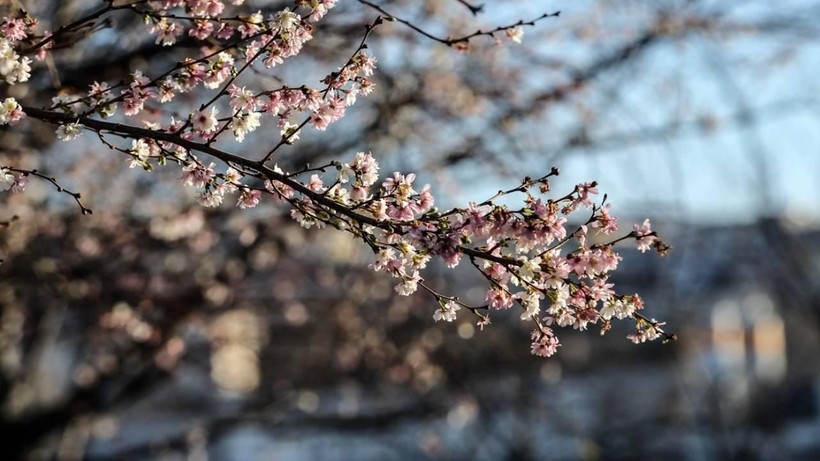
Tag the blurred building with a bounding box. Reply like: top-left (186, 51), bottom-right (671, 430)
top-left (4, 213), bottom-right (820, 460)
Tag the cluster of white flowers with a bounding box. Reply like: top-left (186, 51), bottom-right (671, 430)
top-left (0, 97), bottom-right (23, 125)
top-left (56, 122), bottom-right (83, 141)
top-left (0, 38), bottom-right (30, 84)
top-left (0, 17), bottom-right (33, 127)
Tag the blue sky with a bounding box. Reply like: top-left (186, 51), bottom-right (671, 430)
top-left (425, 0), bottom-right (820, 225)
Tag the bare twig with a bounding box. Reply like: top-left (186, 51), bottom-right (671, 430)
top-left (357, 0), bottom-right (558, 47)
top-left (6, 167), bottom-right (92, 214)
top-left (454, 0), bottom-right (484, 16)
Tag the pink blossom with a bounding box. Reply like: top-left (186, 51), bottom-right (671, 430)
top-left (350, 186), bottom-right (369, 201)
top-left (633, 218), bottom-right (658, 253)
top-left (203, 52), bottom-right (234, 89)
top-left (11, 174), bottom-right (28, 193)
top-left (576, 181), bottom-right (598, 206)
top-left (383, 172), bottom-right (417, 206)
top-left (395, 271), bottom-right (421, 296)
top-left (189, 0), bottom-right (225, 17)
top-left (542, 254), bottom-right (570, 288)
top-left (370, 199), bottom-right (388, 220)
top-left (121, 90), bottom-right (144, 116)
top-left (351, 151), bottom-right (379, 187)
top-left (215, 23), bottom-right (235, 40)
top-left (1, 17), bottom-right (27, 41)
top-left (485, 262), bottom-right (507, 279)
top-left (461, 203), bottom-right (492, 236)
top-left (439, 245), bottom-right (462, 268)
top-left (530, 329), bottom-right (560, 357)
top-left (587, 247), bottom-right (620, 276)
top-left (272, 8), bottom-right (300, 32)
top-left (198, 189), bottom-right (224, 207)
top-left (180, 162), bottom-right (216, 188)
top-left (486, 288), bottom-right (513, 310)
top-left (264, 178), bottom-right (293, 203)
top-left (228, 85), bottom-right (257, 112)
top-left (545, 214), bottom-right (568, 243)
top-left (568, 251), bottom-right (590, 277)
top-left (192, 107), bottom-right (219, 134)
top-left (0, 97), bottom-right (24, 125)
top-left (290, 206), bottom-right (322, 229)
top-left (505, 27), bottom-right (524, 44)
top-left (387, 203), bottom-right (415, 222)
top-left (433, 300), bottom-right (460, 322)
top-left (416, 184), bottom-right (435, 214)
top-left (238, 12), bottom-right (263, 37)
top-left (307, 0), bottom-right (338, 22)
top-left (188, 20), bottom-right (215, 41)
top-left (556, 309), bottom-right (575, 327)
top-left (352, 51), bottom-right (377, 77)
top-left (151, 19), bottom-right (183, 45)
top-left (237, 189), bottom-right (261, 209)
top-left (593, 204), bottom-right (618, 234)
top-left (310, 97), bottom-right (346, 131)
top-left (575, 308), bottom-right (600, 331)
top-left (307, 174), bottom-right (324, 192)
top-left (371, 248), bottom-right (397, 272)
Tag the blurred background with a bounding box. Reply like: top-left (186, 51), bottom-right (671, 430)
top-left (1, 0), bottom-right (820, 459)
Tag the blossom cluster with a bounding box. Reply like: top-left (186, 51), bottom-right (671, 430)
top-left (0, 15), bottom-right (35, 84)
top-left (0, 12), bottom-right (33, 179)
top-left (144, 0), bottom-right (337, 46)
top-left (164, 146), bottom-right (671, 357)
top-left (179, 161), bottom-right (261, 208)
top-left (42, 1), bottom-right (368, 147)
top-left (0, 13), bottom-right (41, 127)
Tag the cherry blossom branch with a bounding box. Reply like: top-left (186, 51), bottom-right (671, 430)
top-left (3, 2), bottom-right (674, 359)
top-left (199, 37), bottom-right (276, 112)
top-left (21, 103), bottom-right (674, 354)
top-left (20, 106), bottom-right (382, 224)
top-left (261, 17), bottom-right (383, 162)
top-left (44, 32), bottom-right (266, 118)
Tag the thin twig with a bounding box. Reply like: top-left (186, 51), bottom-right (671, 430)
top-left (6, 167), bottom-right (92, 214)
top-left (358, 1), bottom-right (559, 47)
top-left (454, 0), bottom-right (484, 16)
